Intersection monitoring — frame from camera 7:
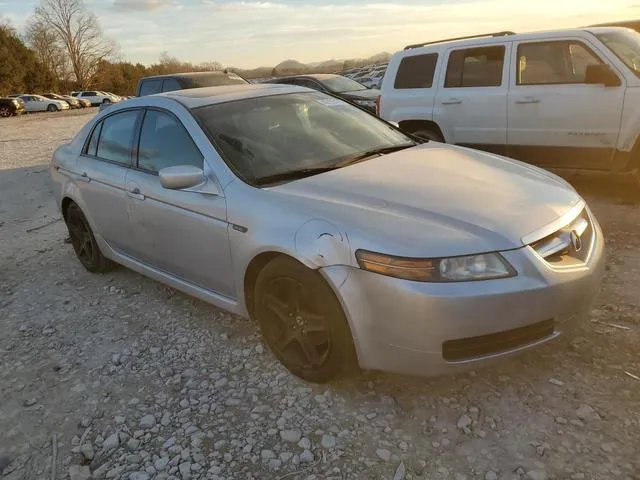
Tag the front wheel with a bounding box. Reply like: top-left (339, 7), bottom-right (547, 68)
top-left (0, 106), bottom-right (11, 117)
top-left (47, 104), bottom-right (58, 112)
top-left (254, 256), bottom-right (358, 383)
top-left (65, 203), bottom-right (115, 273)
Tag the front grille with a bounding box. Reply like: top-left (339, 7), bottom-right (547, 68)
top-left (442, 319), bottom-right (555, 361)
top-left (530, 208), bottom-right (594, 267)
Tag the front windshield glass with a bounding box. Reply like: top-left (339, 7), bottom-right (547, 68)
top-left (597, 29), bottom-right (640, 76)
top-left (194, 92), bottom-right (413, 185)
top-left (319, 76), bottom-right (368, 93)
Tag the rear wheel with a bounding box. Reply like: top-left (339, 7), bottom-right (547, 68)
top-left (47, 104), bottom-right (57, 112)
top-left (0, 106), bottom-right (10, 117)
top-left (65, 203), bottom-right (115, 273)
top-left (412, 127), bottom-right (443, 143)
top-left (254, 256), bottom-right (358, 383)
top-left (102, 98), bottom-right (111, 104)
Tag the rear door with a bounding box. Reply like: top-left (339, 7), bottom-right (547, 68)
top-left (506, 38), bottom-right (625, 169)
top-left (434, 43), bottom-right (510, 153)
top-left (75, 109), bottom-right (141, 254)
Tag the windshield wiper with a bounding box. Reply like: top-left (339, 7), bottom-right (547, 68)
top-left (334, 143), bottom-right (416, 167)
top-left (254, 166), bottom-right (339, 186)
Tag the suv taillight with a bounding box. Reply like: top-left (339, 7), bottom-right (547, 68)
top-left (375, 95), bottom-right (381, 116)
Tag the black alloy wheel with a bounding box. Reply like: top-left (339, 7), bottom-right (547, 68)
top-left (64, 203), bottom-right (114, 273)
top-left (254, 256), bottom-right (357, 383)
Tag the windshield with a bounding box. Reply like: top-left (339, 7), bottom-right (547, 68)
top-left (597, 29), bottom-right (640, 75)
top-left (194, 92), bottom-right (413, 185)
top-left (183, 73), bottom-right (248, 88)
top-left (319, 76), bottom-right (368, 93)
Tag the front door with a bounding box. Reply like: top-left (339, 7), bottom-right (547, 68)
top-left (75, 109), bottom-right (141, 255)
top-left (507, 38), bottom-right (625, 169)
top-left (434, 43), bottom-right (510, 154)
top-left (124, 108), bottom-right (235, 297)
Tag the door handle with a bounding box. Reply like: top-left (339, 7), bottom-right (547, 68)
top-left (127, 187), bottom-right (145, 201)
top-left (76, 171), bottom-right (90, 183)
top-left (515, 97), bottom-right (540, 104)
top-left (442, 98), bottom-right (463, 105)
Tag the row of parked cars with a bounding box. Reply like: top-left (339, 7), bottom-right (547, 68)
top-left (0, 90), bottom-right (126, 117)
top-left (342, 63), bottom-right (388, 89)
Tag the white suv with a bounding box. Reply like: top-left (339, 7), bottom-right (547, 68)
top-left (379, 28), bottom-right (640, 181)
top-left (71, 91), bottom-right (114, 106)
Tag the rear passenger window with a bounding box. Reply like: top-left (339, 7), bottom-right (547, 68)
top-left (445, 46), bottom-right (505, 88)
top-left (137, 110), bottom-right (203, 173)
top-left (84, 122), bottom-right (103, 156)
top-left (96, 110), bottom-right (139, 165)
top-left (394, 53), bottom-right (439, 89)
top-left (139, 79), bottom-right (162, 96)
top-left (82, 91), bottom-right (97, 97)
top-left (161, 78), bottom-right (182, 92)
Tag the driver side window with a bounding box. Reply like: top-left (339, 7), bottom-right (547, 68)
top-left (137, 109), bottom-right (204, 173)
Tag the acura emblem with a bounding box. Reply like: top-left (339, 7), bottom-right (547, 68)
top-left (570, 230), bottom-right (582, 252)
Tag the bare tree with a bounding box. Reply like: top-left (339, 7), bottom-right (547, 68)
top-left (24, 18), bottom-right (69, 83)
top-left (33, 0), bottom-right (116, 88)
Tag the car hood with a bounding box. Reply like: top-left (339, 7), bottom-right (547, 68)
top-left (270, 143), bottom-right (582, 257)
top-left (341, 88), bottom-right (380, 100)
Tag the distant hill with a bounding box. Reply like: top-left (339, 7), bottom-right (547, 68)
top-left (235, 52), bottom-right (392, 79)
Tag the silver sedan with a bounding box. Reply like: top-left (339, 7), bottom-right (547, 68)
top-left (50, 84), bottom-right (605, 382)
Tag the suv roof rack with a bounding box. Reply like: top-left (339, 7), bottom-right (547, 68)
top-left (403, 31), bottom-right (516, 50)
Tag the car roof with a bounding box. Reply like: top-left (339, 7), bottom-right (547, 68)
top-left (272, 73), bottom-right (342, 82)
top-left (158, 83), bottom-right (309, 109)
top-left (141, 71), bottom-right (241, 81)
top-left (399, 27), bottom-right (629, 53)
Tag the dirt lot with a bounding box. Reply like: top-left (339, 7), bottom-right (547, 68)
top-left (1, 110), bottom-right (639, 480)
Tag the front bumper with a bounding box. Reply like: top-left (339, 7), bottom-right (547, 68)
top-left (321, 217), bottom-right (605, 377)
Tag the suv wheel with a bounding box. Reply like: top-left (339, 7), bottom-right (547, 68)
top-left (412, 128), bottom-right (443, 143)
top-left (0, 106), bottom-right (11, 117)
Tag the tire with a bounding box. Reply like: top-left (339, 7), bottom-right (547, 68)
top-left (0, 106), bottom-right (10, 117)
top-left (47, 104), bottom-right (58, 112)
top-left (253, 256), bottom-right (358, 383)
top-left (102, 98), bottom-right (111, 104)
top-left (64, 203), bottom-right (115, 273)
top-left (412, 127), bottom-right (444, 143)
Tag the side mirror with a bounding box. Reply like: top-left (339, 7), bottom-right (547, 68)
top-left (159, 165), bottom-right (205, 190)
top-left (585, 64), bottom-right (621, 87)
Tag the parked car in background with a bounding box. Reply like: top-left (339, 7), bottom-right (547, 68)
top-left (589, 19), bottom-right (640, 33)
top-left (265, 74), bottom-right (380, 113)
top-left (75, 97), bottom-right (92, 108)
top-left (135, 70), bottom-right (249, 97)
top-left (0, 96), bottom-right (25, 117)
top-left (50, 84), bottom-right (604, 382)
top-left (71, 91), bottom-right (115, 106)
top-left (379, 27), bottom-right (640, 183)
top-left (42, 93), bottom-right (80, 109)
top-left (19, 94), bottom-right (69, 112)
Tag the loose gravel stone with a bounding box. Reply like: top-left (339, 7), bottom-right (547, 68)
top-left (69, 465), bottom-right (91, 480)
top-left (321, 434), bottom-right (336, 449)
top-left (140, 414), bottom-right (156, 428)
top-left (103, 433), bottom-right (120, 450)
top-left (299, 450), bottom-right (314, 463)
top-left (376, 449), bottom-right (392, 461)
top-left (80, 443), bottom-right (94, 460)
top-left (280, 429), bottom-right (302, 443)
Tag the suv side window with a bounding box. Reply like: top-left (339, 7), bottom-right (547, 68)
top-left (445, 46), bottom-right (505, 88)
top-left (82, 91), bottom-right (97, 97)
top-left (161, 78), bottom-right (182, 92)
top-left (96, 110), bottom-right (139, 165)
top-left (139, 79), bottom-right (163, 96)
top-left (394, 53), bottom-right (438, 89)
top-left (137, 109), bottom-right (203, 173)
top-left (517, 41), bottom-right (603, 85)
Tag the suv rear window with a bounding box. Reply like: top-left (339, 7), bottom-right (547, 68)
top-left (445, 46), bottom-right (505, 88)
top-left (394, 53), bottom-right (439, 89)
top-left (139, 79), bottom-right (163, 96)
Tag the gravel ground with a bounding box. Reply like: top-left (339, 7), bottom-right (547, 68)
top-left (1, 109), bottom-right (639, 480)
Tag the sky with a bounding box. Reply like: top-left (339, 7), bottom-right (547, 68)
top-left (1, 0), bottom-right (639, 68)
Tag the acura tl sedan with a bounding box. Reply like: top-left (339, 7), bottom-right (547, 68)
top-left (50, 84), bottom-right (605, 383)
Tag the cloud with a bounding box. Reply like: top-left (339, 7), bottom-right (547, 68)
top-left (112, 0), bottom-right (176, 11)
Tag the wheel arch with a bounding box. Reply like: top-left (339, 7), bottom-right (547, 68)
top-left (398, 119), bottom-right (445, 142)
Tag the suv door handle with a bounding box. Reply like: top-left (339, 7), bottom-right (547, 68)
top-left (515, 97), bottom-right (540, 104)
top-left (442, 98), bottom-right (462, 105)
top-left (76, 171), bottom-right (90, 183)
top-left (127, 187), bottom-right (145, 201)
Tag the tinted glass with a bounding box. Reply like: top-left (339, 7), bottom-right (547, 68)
top-left (597, 30), bottom-right (640, 76)
top-left (394, 53), bottom-right (438, 89)
top-left (445, 46), bottom-right (505, 87)
top-left (85, 122), bottom-right (102, 156)
top-left (139, 79), bottom-right (162, 96)
top-left (194, 92), bottom-right (413, 184)
top-left (182, 73), bottom-right (248, 88)
top-left (517, 41), bottom-right (603, 85)
top-left (318, 76), bottom-right (367, 93)
top-left (162, 78), bottom-right (182, 92)
top-left (96, 110), bottom-right (139, 165)
top-left (82, 91), bottom-right (97, 96)
top-left (138, 110), bottom-right (203, 173)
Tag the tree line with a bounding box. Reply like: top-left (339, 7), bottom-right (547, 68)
top-left (0, 0), bottom-right (225, 96)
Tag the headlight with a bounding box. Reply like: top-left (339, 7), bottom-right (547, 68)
top-left (12, 99), bottom-right (19, 105)
top-left (355, 250), bottom-right (515, 282)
